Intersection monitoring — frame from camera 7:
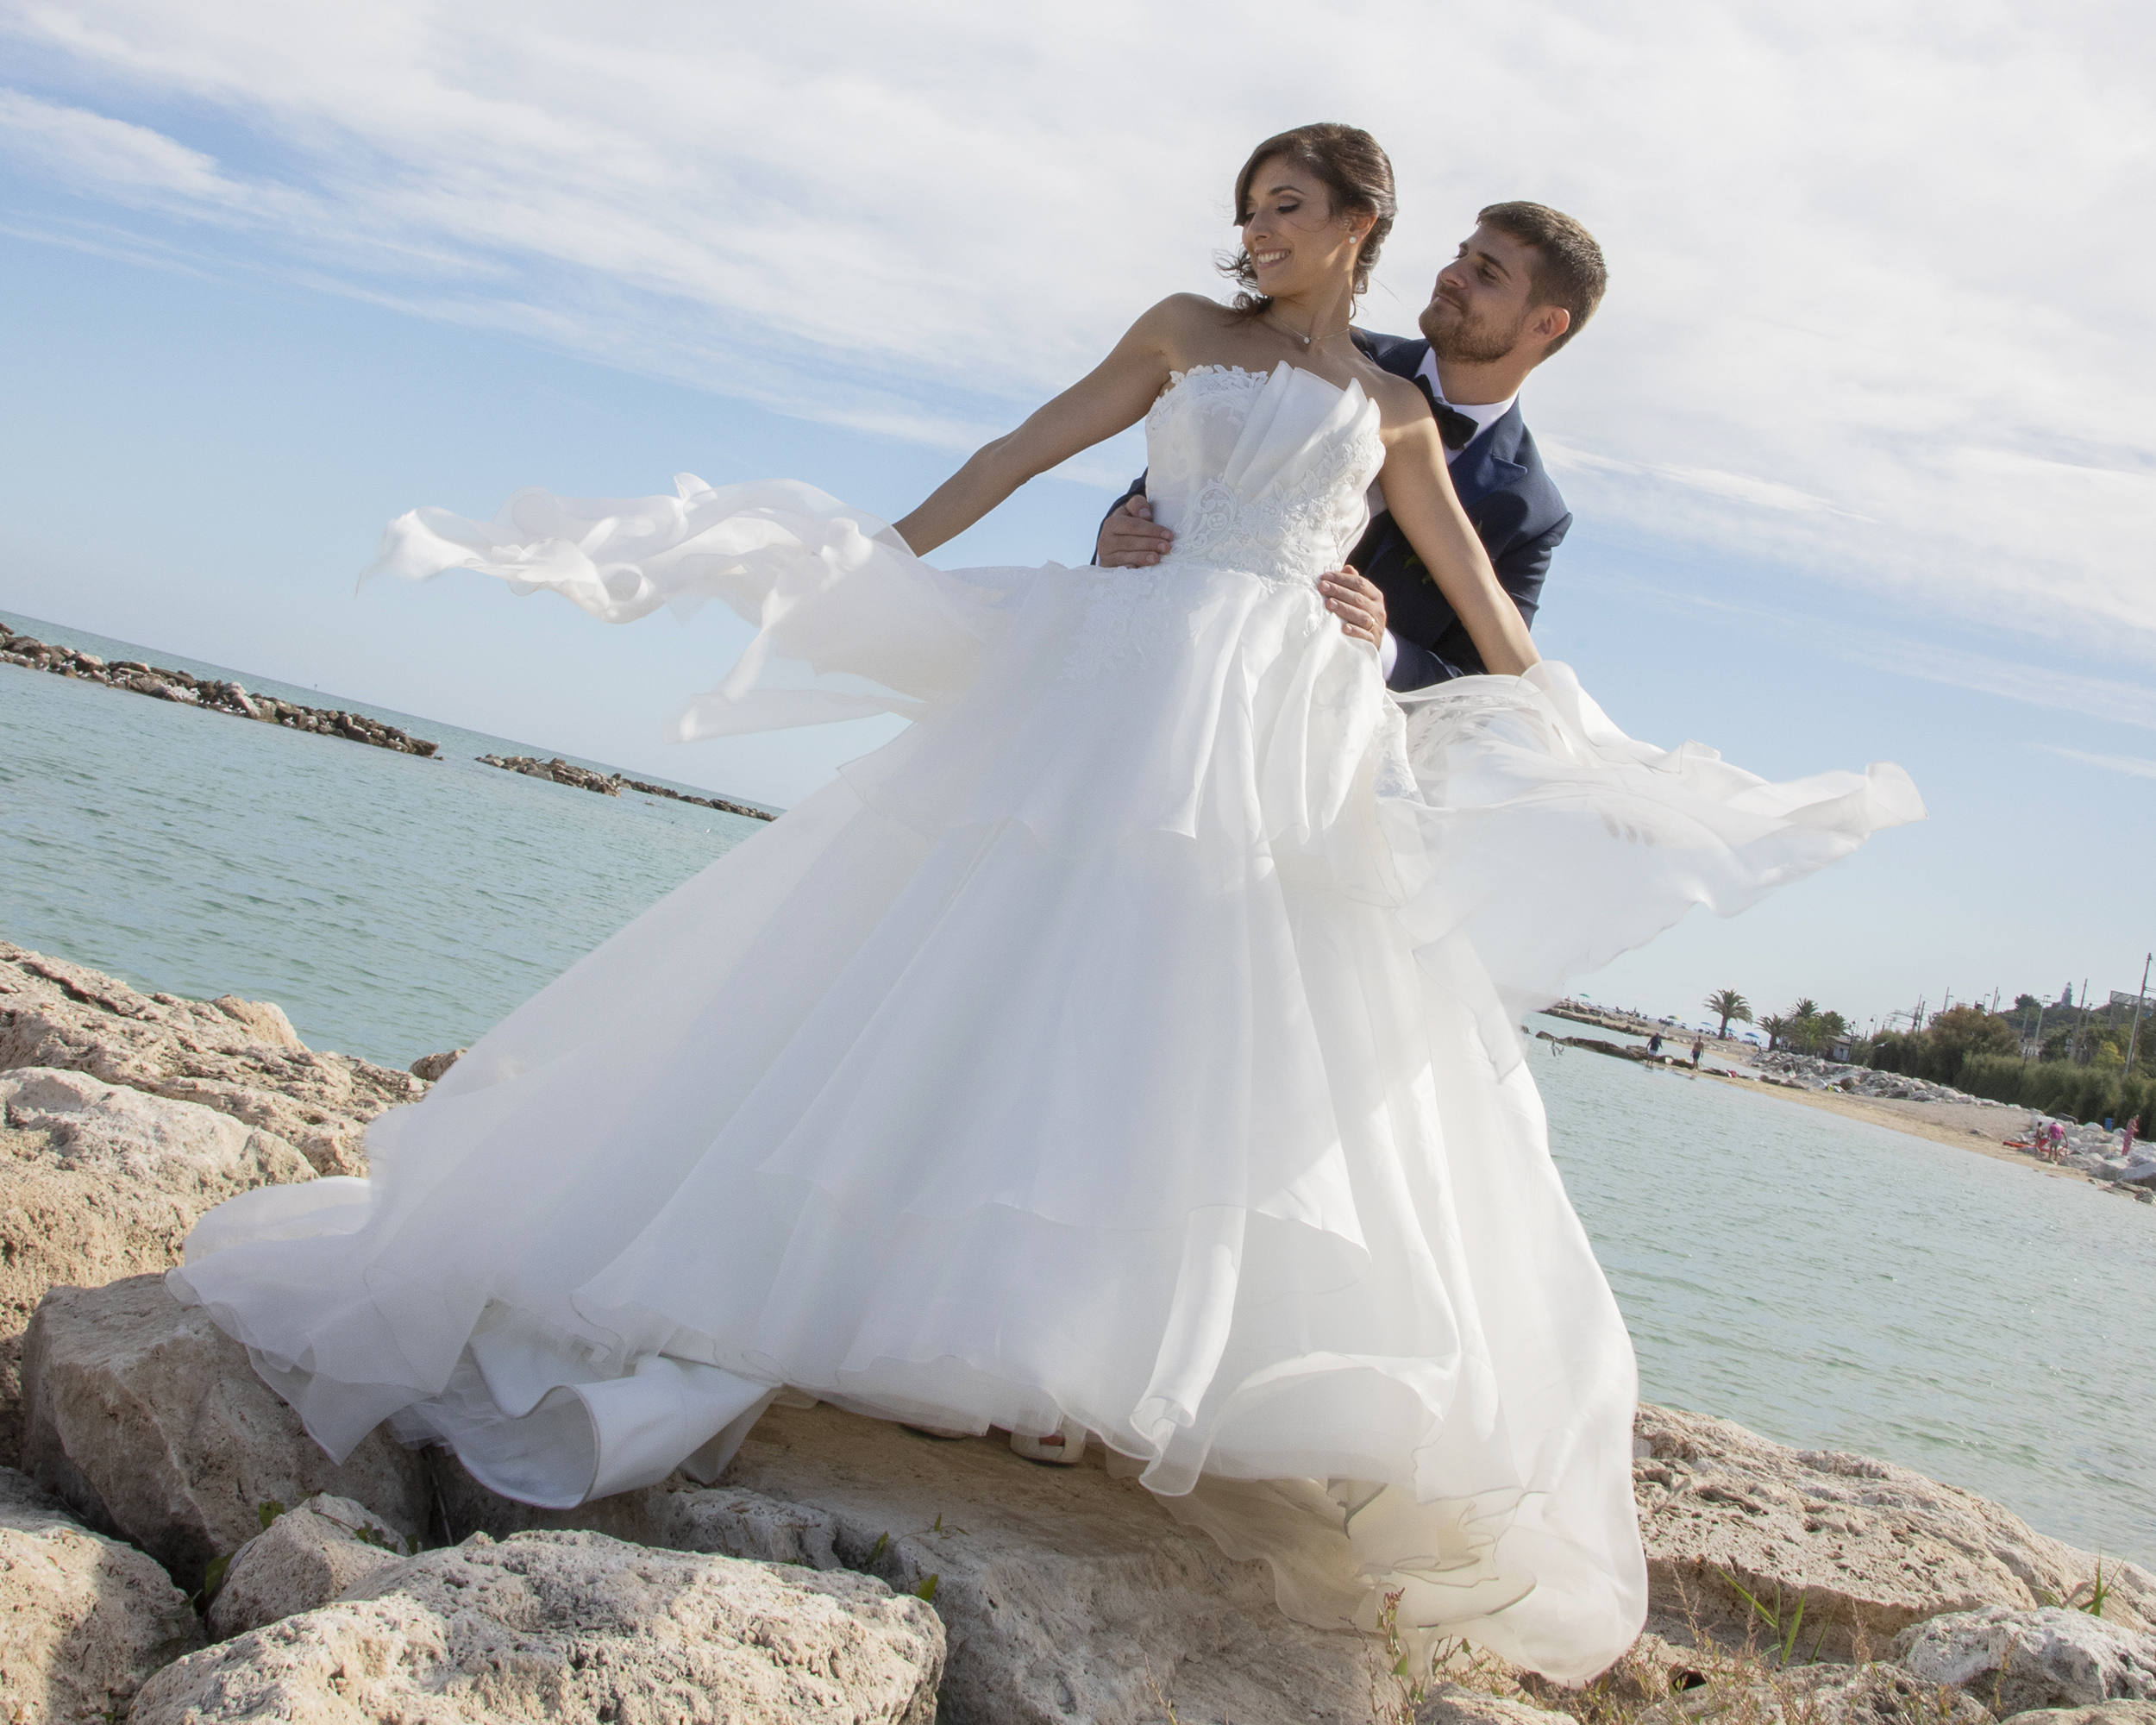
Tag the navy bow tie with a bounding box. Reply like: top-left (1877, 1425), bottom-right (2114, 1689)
top-left (1412, 375), bottom-right (1480, 451)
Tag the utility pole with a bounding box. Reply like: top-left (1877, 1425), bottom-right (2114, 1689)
top-left (2127, 952), bottom-right (2152, 1076)
top-left (2071, 977), bottom-right (2090, 1065)
top-left (2028, 1003), bottom-right (2046, 1063)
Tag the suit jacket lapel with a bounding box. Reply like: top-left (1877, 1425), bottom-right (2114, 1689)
top-left (1448, 402), bottom-right (1527, 511)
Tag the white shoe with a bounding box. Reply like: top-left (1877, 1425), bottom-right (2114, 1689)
top-left (1010, 1418), bottom-right (1087, 1465)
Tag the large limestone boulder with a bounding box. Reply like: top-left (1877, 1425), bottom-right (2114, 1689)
top-left (0, 1066), bottom-right (314, 1464)
top-left (206, 1492), bottom-right (411, 1640)
top-left (1892, 1606), bottom-right (2156, 1716)
top-left (424, 1443), bottom-right (844, 1570)
top-left (418, 1401), bottom-right (1373, 1724)
top-left (0, 1465), bottom-right (200, 1723)
top-left (129, 1528), bottom-right (944, 1724)
top-left (0, 941), bottom-right (426, 1176)
top-left (1635, 1406), bottom-right (2156, 1658)
top-left (20, 1274), bottom-right (429, 1592)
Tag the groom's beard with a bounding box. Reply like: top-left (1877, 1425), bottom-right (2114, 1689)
top-left (1425, 304), bottom-right (1531, 367)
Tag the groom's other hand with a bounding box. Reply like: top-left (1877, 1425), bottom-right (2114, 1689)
top-left (1319, 566), bottom-right (1387, 647)
top-left (1095, 496), bottom-right (1175, 568)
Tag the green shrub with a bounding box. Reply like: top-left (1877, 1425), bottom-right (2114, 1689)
top-left (1954, 1053), bottom-right (2149, 1128)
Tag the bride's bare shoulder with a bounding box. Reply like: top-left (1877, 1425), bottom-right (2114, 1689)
top-left (1138, 293), bottom-right (1239, 339)
top-left (1359, 365), bottom-right (1432, 430)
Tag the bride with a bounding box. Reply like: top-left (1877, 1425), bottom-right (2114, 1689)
top-left (171, 123), bottom-right (1919, 1682)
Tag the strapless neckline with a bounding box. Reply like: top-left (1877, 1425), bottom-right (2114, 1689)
top-left (1149, 359), bottom-right (1367, 418)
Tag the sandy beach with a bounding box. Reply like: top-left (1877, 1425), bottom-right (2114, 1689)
top-left (1700, 1073), bottom-right (2095, 1179)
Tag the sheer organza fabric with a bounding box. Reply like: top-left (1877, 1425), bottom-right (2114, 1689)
top-left (173, 363), bottom-right (1919, 1682)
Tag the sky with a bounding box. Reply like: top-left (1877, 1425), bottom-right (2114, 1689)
top-left (1, 0), bottom-right (2151, 1033)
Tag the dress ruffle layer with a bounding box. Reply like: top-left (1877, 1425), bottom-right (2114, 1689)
top-left (179, 364), bottom-right (1919, 1682)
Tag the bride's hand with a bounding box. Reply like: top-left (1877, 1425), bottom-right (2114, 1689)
top-left (1319, 566), bottom-right (1386, 646)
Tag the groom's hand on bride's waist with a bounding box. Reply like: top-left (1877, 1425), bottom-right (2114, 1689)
top-left (1319, 566), bottom-right (1388, 650)
top-left (1095, 495), bottom-right (1175, 568)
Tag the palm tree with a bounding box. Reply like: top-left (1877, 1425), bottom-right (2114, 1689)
top-left (1759, 1013), bottom-right (1791, 1051)
top-left (1704, 988), bottom-right (1752, 1038)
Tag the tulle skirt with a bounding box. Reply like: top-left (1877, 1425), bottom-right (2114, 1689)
top-left (172, 478), bottom-right (1921, 1681)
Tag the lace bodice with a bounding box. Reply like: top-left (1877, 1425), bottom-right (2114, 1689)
top-left (1141, 363), bottom-right (1385, 585)
top-left (1061, 361), bottom-right (1386, 678)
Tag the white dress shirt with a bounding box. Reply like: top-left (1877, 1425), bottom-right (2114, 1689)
top-left (1375, 356), bottom-right (1518, 681)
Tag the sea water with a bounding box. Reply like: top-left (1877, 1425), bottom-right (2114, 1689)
top-left (4, 615), bottom-right (2152, 1572)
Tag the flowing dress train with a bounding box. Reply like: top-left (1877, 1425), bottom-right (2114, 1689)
top-left (171, 362), bottom-right (1921, 1681)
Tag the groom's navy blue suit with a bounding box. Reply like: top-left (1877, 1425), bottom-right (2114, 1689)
top-left (1100, 328), bottom-right (1571, 691)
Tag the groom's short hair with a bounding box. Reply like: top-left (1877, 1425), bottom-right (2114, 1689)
top-left (1477, 202), bottom-right (1607, 356)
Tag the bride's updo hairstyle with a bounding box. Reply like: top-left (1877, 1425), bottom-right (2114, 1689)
top-left (1222, 123), bottom-right (1396, 316)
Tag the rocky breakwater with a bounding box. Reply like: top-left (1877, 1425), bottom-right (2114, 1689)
top-left (479, 752), bottom-right (778, 819)
top-left (1752, 1051), bottom-right (2009, 1106)
top-left (0, 942), bottom-right (452, 1465)
top-left (0, 624), bottom-right (441, 756)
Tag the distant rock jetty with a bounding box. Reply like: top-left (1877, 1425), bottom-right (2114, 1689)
top-left (0, 626), bottom-right (439, 757)
top-left (477, 754), bottom-right (776, 821)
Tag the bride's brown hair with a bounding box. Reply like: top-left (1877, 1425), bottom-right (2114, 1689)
top-left (1221, 123), bottom-right (1396, 315)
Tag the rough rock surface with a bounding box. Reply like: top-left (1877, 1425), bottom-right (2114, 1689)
top-left (2001, 1706), bottom-right (2156, 1725)
top-left (436, 1399), bottom-right (1374, 1725)
top-left (0, 1066), bottom-right (314, 1465)
top-left (1639, 1661), bottom-right (1996, 1725)
top-left (0, 1465), bottom-right (201, 1724)
top-left (1420, 1682), bottom-right (1581, 1725)
top-left (1892, 1607), bottom-right (2156, 1716)
top-left (426, 1445), bottom-right (845, 1571)
top-left (207, 1492), bottom-right (411, 1640)
top-left (1634, 1406), bottom-right (2155, 1658)
top-left (0, 940), bottom-right (427, 1176)
top-left (130, 1528), bottom-right (943, 1725)
top-left (21, 1274), bottom-right (429, 1592)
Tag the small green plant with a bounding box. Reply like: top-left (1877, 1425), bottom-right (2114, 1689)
top-left (913, 1573), bottom-right (939, 1603)
top-left (1714, 1569), bottom-right (1829, 1665)
top-left (187, 1551), bottom-right (234, 1615)
top-left (2075, 1556), bottom-right (2115, 1618)
top-left (867, 1531), bottom-right (888, 1563)
top-left (256, 1500), bottom-right (286, 1531)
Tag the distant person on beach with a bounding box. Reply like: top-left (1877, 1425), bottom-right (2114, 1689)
top-left (1648, 1032), bottom-right (1663, 1055)
top-left (1689, 1036), bottom-right (1703, 1069)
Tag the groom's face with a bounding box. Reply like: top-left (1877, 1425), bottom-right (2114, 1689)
top-left (1421, 223), bottom-right (1540, 365)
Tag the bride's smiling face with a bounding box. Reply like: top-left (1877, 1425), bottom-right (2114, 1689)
top-left (1239, 158), bottom-right (1360, 299)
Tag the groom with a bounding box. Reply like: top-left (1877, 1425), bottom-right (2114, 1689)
top-left (1095, 200), bottom-right (1606, 690)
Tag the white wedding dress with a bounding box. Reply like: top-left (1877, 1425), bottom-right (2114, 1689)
top-left (172, 362), bottom-right (1920, 1682)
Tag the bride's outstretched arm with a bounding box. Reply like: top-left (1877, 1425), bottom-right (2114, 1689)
top-left (892, 298), bottom-right (1195, 556)
top-left (1379, 419), bottom-right (1542, 677)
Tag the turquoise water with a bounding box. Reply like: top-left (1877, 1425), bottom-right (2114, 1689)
top-left (4, 613), bottom-right (2152, 1571)
top-left (1, 610), bottom-right (770, 1064)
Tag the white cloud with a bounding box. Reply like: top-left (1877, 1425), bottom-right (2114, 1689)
top-left (2034, 746), bottom-right (2156, 781)
top-left (1, 0), bottom-right (2153, 656)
